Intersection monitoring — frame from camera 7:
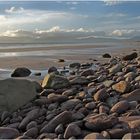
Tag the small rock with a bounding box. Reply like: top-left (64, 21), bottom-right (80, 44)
top-left (58, 59), bottom-right (65, 62)
top-left (109, 128), bottom-right (129, 139)
top-left (55, 124), bottom-right (64, 134)
top-left (106, 96), bottom-right (118, 107)
top-left (122, 89), bottom-right (140, 102)
top-left (38, 133), bottom-right (57, 139)
top-left (34, 72), bottom-right (41, 76)
top-left (47, 93), bottom-right (68, 103)
top-left (110, 100), bottom-right (130, 114)
top-left (26, 121), bottom-right (37, 130)
top-left (94, 88), bottom-right (109, 102)
top-left (64, 123), bottom-right (81, 139)
top-left (42, 73), bottom-right (70, 89)
top-left (69, 63), bottom-right (81, 69)
top-left (48, 66), bottom-right (58, 74)
top-left (80, 69), bottom-right (94, 77)
top-left (1, 111), bottom-right (11, 122)
top-left (61, 99), bottom-right (81, 110)
top-left (40, 111), bottom-right (72, 133)
top-left (23, 127), bottom-right (38, 138)
top-left (70, 76), bottom-right (90, 85)
top-left (103, 80), bottom-right (114, 88)
top-left (122, 52), bottom-right (138, 61)
top-left (0, 127), bottom-right (20, 139)
top-left (102, 53), bottom-right (111, 58)
top-left (11, 67), bottom-right (31, 77)
top-left (84, 113), bottom-right (118, 131)
top-left (84, 133), bottom-right (105, 139)
top-left (128, 119), bottom-right (140, 132)
top-left (19, 108), bottom-right (39, 130)
top-left (85, 102), bottom-right (96, 110)
top-left (112, 80), bottom-right (130, 93)
top-left (109, 64), bottom-right (122, 74)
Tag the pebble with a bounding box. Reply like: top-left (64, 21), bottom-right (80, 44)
top-left (94, 88), bottom-right (109, 102)
top-left (0, 127), bottom-right (20, 139)
top-left (64, 123), bottom-right (81, 139)
top-left (40, 111), bottom-right (72, 133)
top-left (112, 81), bottom-right (130, 93)
top-left (110, 100), bottom-right (130, 114)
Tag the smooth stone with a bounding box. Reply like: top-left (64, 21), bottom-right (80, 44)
top-left (11, 67), bottom-right (31, 77)
top-left (85, 102), bottom-right (96, 110)
top-left (109, 64), bottom-right (122, 74)
top-left (94, 88), bottom-right (109, 102)
top-left (69, 63), bottom-right (81, 69)
top-left (1, 111), bottom-right (11, 122)
top-left (102, 53), bottom-right (111, 58)
top-left (122, 133), bottom-right (133, 139)
top-left (48, 66), bottom-right (58, 74)
top-left (112, 80), bottom-right (130, 93)
top-left (122, 52), bottom-right (138, 61)
top-left (106, 96), bottom-right (118, 107)
top-left (47, 93), bottom-right (68, 103)
top-left (72, 112), bottom-right (85, 120)
top-left (55, 124), bottom-right (64, 134)
top-left (135, 76), bottom-right (140, 81)
top-left (0, 78), bottom-right (40, 112)
top-left (128, 119), bottom-right (140, 132)
top-left (42, 73), bottom-right (70, 89)
top-left (62, 88), bottom-right (77, 96)
top-left (110, 100), bottom-right (130, 114)
top-left (84, 113), bottom-right (118, 131)
top-left (122, 89), bottom-right (140, 102)
top-left (7, 123), bottom-right (20, 129)
top-left (26, 121), bottom-right (37, 130)
top-left (84, 133), bottom-right (105, 139)
top-left (64, 123), bottom-right (81, 139)
top-left (0, 127), bottom-right (20, 139)
top-left (38, 133), bottom-right (57, 139)
top-left (80, 69), bottom-right (94, 77)
top-left (124, 72), bottom-right (136, 80)
top-left (109, 128), bottom-right (129, 139)
top-left (101, 131), bottom-right (110, 139)
top-left (40, 111), bottom-right (72, 133)
top-left (23, 127), bottom-right (38, 138)
top-left (61, 99), bottom-right (81, 110)
top-left (103, 80), bottom-right (114, 88)
top-left (70, 76), bottom-right (90, 85)
top-left (19, 108), bottom-right (39, 130)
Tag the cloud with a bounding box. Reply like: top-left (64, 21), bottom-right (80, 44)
top-left (0, 7), bottom-right (89, 33)
top-left (104, 0), bottom-right (122, 6)
top-left (111, 29), bottom-right (140, 37)
top-left (5, 7), bottom-right (24, 14)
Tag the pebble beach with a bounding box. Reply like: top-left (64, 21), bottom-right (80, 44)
top-left (0, 43), bottom-right (140, 139)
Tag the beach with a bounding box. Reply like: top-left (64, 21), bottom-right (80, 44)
top-left (0, 41), bottom-right (140, 70)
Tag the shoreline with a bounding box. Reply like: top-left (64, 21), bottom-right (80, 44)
top-left (0, 42), bottom-right (139, 70)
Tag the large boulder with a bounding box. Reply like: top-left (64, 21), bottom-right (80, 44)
top-left (122, 52), bottom-right (138, 61)
top-left (42, 73), bottom-right (70, 89)
top-left (0, 78), bottom-right (40, 112)
top-left (11, 67), bottom-right (31, 77)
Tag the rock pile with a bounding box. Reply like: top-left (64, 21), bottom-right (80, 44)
top-left (0, 55), bottom-right (140, 139)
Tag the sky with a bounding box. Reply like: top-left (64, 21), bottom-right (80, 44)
top-left (0, 0), bottom-right (140, 43)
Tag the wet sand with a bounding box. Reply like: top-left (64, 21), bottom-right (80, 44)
top-left (0, 43), bottom-right (139, 70)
